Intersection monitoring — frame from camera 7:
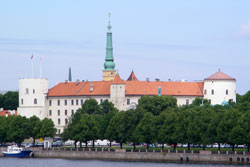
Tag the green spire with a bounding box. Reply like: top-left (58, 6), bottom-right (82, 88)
top-left (68, 67), bottom-right (72, 82)
top-left (104, 13), bottom-right (115, 71)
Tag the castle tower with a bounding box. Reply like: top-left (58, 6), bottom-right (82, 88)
top-left (203, 69), bottom-right (236, 105)
top-left (17, 78), bottom-right (48, 119)
top-left (103, 14), bottom-right (116, 81)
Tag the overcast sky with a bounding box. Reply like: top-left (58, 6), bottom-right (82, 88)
top-left (0, 0), bottom-right (250, 94)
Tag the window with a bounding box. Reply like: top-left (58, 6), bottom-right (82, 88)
top-left (186, 99), bottom-right (189, 105)
top-left (49, 110), bottom-right (52, 116)
top-left (58, 129), bottom-right (61, 135)
top-left (226, 89), bottom-right (229, 95)
top-left (64, 100), bottom-right (67, 106)
top-left (81, 99), bottom-right (84, 105)
top-left (209, 99), bottom-right (211, 104)
top-left (71, 100), bottom-right (74, 105)
top-left (127, 99), bottom-right (130, 105)
top-left (25, 88), bottom-right (29, 94)
top-left (100, 99), bottom-right (103, 103)
top-left (21, 99), bottom-right (23, 105)
top-left (65, 110), bottom-right (67, 116)
top-left (58, 110), bottom-right (60, 116)
top-left (34, 98), bottom-right (37, 104)
top-left (57, 100), bottom-right (60, 106)
top-left (76, 99), bottom-right (79, 105)
top-left (211, 89), bottom-right (214, 95)
top-left (49, 100), bottom-right (52, 106)
top-left (204, 89), bottom-right (207, 95)
top-left (71, 110), bottom-right (74, 115)
top-left (65, 118), bottom-right (68, 125)
top-left (33, 89), bottom-right (35, 94)
top-left (58, 118), bottom-right (61, 125)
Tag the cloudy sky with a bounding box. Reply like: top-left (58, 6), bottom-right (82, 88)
top-left (0, 0), bottom-right (250, 94)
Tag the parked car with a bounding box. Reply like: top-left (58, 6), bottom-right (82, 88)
top-left (52, 141), bottom-right (63, 147)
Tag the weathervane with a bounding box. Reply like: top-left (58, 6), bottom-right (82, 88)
top-left (107, 13), bottom-right (112, 32)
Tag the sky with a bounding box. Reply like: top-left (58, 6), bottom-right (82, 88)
top-left (0, 0), bottom-right (250, 94)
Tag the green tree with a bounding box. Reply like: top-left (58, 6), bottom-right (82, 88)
top-left (0, 116), bottom-right (7, 145)
top-left (29, 116), bottom-right (42, 144)
top-left (6, 116), bottom-right (30, 144)
top-left (158, 110), bottom-right (178, 149)
top-left (2, 91), bottom-right (19, 110)
top-left (39, 118), bottom-right (56, 139)
top-left (137, 95), bottom-right (177, 116)
top-left (135, 112), bottom-right (156, 149)
top-left (79, 99), bottom-right (101, 115)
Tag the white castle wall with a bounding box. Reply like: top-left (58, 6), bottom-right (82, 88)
top-left (110, 84), bottom-right (126, 111)
top-left (203, 80), bottom-right (236, 105)
top-left (18, 78), bottom-right (48, 120)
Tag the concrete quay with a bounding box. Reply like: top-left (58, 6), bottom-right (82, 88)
top-left (33, 148), bottom-right (250, 164)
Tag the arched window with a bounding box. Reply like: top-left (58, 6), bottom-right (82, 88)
top-left (21, 99), bottom-right (23, 105)
top-left (204, 89), bottom-right (207, 95)
top-left (33, 89), bottom-right (35, 94)
top-left (34, 98), bottom-right (37, 104)
top-left (58, 129), bottom-right (61, 135)
top-left (226, 89), bottom-right (229, 95)
top-left (65, 118), bottom-right (68, 125)
top-left (58, 118), bottom-right (61, 125)
top-left (211, 89), bottom-right (214, 95)
top-left (25, 88), bottom-right (29, 94)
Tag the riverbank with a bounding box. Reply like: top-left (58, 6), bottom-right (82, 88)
top-left (33, 148), bottom-right (250, 164)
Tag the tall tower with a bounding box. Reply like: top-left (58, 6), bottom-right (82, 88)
top-left (103, 13), bottom-right (116, 81)
top-left (68, 67), bottom-right (72, 82)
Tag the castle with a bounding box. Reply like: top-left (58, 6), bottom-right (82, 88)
top-left (17, 20), bottom-right (236, 135)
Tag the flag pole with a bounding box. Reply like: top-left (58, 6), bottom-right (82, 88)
top-left (31, 54), bottom-right (34, 78)
top-left (40, 57), bottom-right (42, 78)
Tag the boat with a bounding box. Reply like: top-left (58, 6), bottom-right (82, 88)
top-left (2, 145), bottom-right (32, 158)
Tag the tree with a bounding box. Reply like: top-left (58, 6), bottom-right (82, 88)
top-left (6, 116), bottom-right (30, 144)
top-left (0, 116), bottom-right (7, 145)
top-left (29, 116), bottom-right (42, 144)
top-left (158, 110), bottom-right (178, 149)
top-left (135, 112), bottom-right (156, 149)
top-left (137, 95), bottom-right (177, 116)
top-left (217, 108), bottom-right (240, 151)
top-left (79, 99), bottom-right (101, 115)
top-left (2, 91), bottom-right (19, 110)
top-left (39, 118), bottom-right (56, 139)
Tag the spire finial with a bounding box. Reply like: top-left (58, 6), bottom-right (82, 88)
top-left (107, 13), bottom-right (112, 32)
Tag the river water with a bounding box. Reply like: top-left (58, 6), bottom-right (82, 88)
top-left (0, 158), bottom-right (249, 167)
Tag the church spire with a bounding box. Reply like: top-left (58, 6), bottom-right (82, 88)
top-left (104, 13), bottom-right (115, 71)
top-left (68, 67), bottom-right (72, 82)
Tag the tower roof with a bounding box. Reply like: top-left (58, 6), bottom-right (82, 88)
top-left (111, 74), bottom-right (125, 84)
top-left (127, 70), bottom-right (139, 81)
top-left (205, 69), bottom-right (235, 80)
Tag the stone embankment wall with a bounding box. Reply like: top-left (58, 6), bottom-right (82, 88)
top-left (33, 148), bottom-right (250, 164)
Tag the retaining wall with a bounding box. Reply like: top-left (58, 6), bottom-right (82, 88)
top-left (33, 148), bottom-right (250, 164)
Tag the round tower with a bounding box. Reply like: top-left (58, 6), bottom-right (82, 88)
top-left (18, 78), bottom-right (48, 119)
top-left (203, 69), bottom-right (236, 105)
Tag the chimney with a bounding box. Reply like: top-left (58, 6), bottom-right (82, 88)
top-left (65, 80), bottom-right (69, 84)
top-left (76, 79), bottom-right (80, 85)
top-left (146, 78), bottom-right (150, 82)
top-left (155, 78), bottom-right (160, 82)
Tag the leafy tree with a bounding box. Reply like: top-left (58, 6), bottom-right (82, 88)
top-left (29, 116), bottom-right (42, 144)
top-left (79, 99), bottom-right (101, 115)
top-left (137, 95), bottom-right (177, 116)
top-left (0, 116), bottom-right (7, 145)
top-left (158, 110), bottom-right (178, 149)
top-left (2, 91), bottom-right (19, 110)
top-left (6, 116), bottom-right (30, 144)
top-left (135, 112), bottom-right (156, 149)
top-left (39, 118), bottom-right (56, 139)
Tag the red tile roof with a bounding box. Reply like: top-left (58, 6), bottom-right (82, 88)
top-left (0, 110), bottom-right (17, 116)
top-left (111, 74), bottom-right (125, 84)
top-left (48, 80), bottom-right (204, 97)
top-left (205, 70), bottom-right (235, 80)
